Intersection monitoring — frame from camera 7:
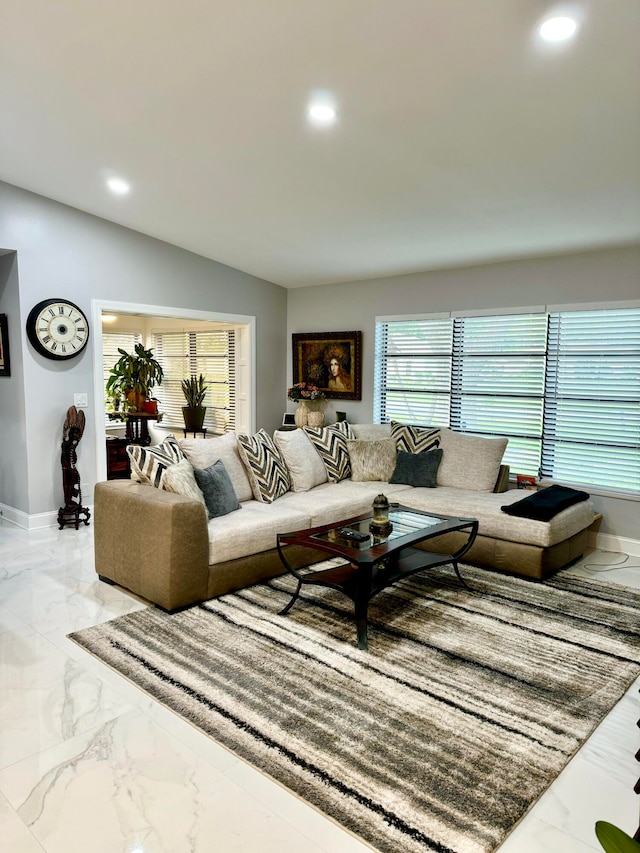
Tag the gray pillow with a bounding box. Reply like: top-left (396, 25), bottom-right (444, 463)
top-left (193, 460), bottom-right (241, 519)
top-left (390, 449), bottom-right (443, 488)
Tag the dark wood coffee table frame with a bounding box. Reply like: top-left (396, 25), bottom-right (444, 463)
top-left (276, 505), bottom-right (478, 650)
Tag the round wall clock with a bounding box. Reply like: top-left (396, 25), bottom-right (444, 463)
top-left (26, 299), bottom-right (90, 360)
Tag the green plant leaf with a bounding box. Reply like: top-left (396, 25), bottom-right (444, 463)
top-left (595, 821), bottom-right (640, 853)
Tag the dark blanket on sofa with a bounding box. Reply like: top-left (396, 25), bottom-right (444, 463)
top-left (501, 484), bottom-right (590, 522)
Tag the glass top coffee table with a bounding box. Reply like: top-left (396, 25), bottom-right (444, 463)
top-left (276, 506), bottom-right (478, 650)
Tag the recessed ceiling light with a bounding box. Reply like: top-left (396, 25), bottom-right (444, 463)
top-left (307, 102), bottom-right (337, 126)
top-left (101, 314), bottom-right (117, 323)
top-left (106, 176), bottom-right (131, 195)
top-left (538, 16), bottom-right (578, 42)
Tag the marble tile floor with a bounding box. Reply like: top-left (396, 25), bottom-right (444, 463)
top-left (0, 518), bottom-right (638, 853)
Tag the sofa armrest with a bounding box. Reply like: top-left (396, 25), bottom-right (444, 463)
top-left (94, 480), bottom-right (209, 611)
top-left (494, 465), bottom-right (510, 493)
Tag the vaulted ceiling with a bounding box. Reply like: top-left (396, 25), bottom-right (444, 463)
top-left (1, 0), bottom-right (639, 286)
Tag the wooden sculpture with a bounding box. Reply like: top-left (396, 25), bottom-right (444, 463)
top-left (57, 405), bottom-right (91, 530)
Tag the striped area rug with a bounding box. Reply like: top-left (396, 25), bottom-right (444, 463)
top-left (69, 563), bottom-right (640, 853)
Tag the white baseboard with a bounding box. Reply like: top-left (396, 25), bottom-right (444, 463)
top-left (0, 503), bottom-right (91, 531)
top-left (588, 531), bottom-right (640, 557)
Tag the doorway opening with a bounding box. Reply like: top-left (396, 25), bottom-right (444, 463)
top-left (91, 300), bottom-right (255, 483)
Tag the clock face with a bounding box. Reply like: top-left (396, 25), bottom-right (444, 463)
top-left (26, 299), bottom-right (90, 360)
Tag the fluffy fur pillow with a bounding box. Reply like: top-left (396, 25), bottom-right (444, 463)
top-left (162, 458), bottom-right (207, 506)
top-left (346, 439), bottom-right (397, 482)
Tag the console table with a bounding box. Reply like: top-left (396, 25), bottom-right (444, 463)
top-left (124, 412), bottom-right (162, 446)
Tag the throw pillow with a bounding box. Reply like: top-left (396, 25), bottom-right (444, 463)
top-left (237, 429), bottom-right (291, 503)
top-left (193, 460), bottom-right (242, 519)
top-left (162, 459), bottom-right (207, 506)
top-left (303, 421), bottom-right (355, 483)
top-left (126, 435), bottom-right (185, 488)
top-left (437, 428), bottom-right (508, 491)
top-left (390, 421), bottom-right (441, 453)
top-left (179, 432), bottom-right (254, 502)
top-left (390, 449), bottom-right (443, 488)
top-left (345, 439), bottom-right (397, 482)
top-left (273, 428), bottom-right (328, 492)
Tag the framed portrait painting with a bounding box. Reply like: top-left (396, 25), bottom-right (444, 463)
top-left (292, 331), bottom-right (362, 400)
top-left (0, 314), bottom-right (10, 377)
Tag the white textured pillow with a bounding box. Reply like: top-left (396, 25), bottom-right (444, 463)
top-left (437, 428), bottom-right (508, 491)
top-left (346, 439), bottom-right (397, 482)
top-left (273, 429), bottom-right (327, 492)
top-left (179, 432), bottom-right (253, 503)
top-left (162, 459), bottom-right (206, 506)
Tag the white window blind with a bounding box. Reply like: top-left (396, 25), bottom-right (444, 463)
top-left (542, 308), bottom-right (640, 492)
top-left (376, 307), bottom-right (640, 494)
top-left (151, 329), bottom-right (236, 434)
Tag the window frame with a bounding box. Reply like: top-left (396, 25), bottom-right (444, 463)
top-left (375, 304), bottom-right (640, 497)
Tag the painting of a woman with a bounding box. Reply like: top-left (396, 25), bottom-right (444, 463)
top-left (324, 344), bottom-right (353, 392)
top-left (292, 331), bottom-right (362, 400)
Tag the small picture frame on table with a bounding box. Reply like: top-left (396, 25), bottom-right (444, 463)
top-left (282, 412), bottom-right (296, 427)
top-left (516, 474), bottom-right (538, 490)
top-left (0, 314), bottom-right (10, 377)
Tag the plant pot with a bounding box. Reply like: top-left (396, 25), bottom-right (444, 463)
top-left (126, 390), bottom-right (146, 412)
top-left (183, 406), bottom-right (206, 431)
top-left (143, 400), bottom-right (158, 415)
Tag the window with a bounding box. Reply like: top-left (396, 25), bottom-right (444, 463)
top-left (151, 329), bottom-right (236, 434)
top-left (103, 330), bottom-right (142, 410)
top-left (375, 307), bottom-right (640, 494)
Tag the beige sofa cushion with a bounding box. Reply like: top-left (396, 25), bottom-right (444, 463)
top-left (437, 428), bottom-right (508, 492)
top-left (207, 500), bottom-right (310, 565)
top-left (179, 432), bottom-right (253, 502)
top-left (273, 428), bottom-right (328, 492)
top-left (395, 485), bottom-right (595, 549)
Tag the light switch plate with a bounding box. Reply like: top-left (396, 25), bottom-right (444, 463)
top-left (74, 393), bottom-right (88, 408)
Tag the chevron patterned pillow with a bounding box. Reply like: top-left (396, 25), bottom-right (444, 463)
top-left (126, 435), bottom-right (186, 488)
top-left (237, 429), bottom-right (291, 503)
top-left (390, 421), bottom-right (441, 454)
top-left (303, 421), bottom-right (355, 483)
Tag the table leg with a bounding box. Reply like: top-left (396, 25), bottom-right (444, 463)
top-left (279, 579), bottom-right (302, 616)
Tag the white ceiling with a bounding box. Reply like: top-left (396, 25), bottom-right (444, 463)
top-left (1, 0), bottom-right (639, 287)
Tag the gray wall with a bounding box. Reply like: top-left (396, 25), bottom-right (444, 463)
top-left (288, 245), bottom-right (640, 539)
top-left (0, 252), bottom-right (28, 512)
top-left (0, 181), bottom-right (287, 516)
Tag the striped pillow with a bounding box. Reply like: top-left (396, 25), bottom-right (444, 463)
top-left (126, 435), bottom-right (186, 488)
top-left (390, 421), bottom-right (440, 454)
top-left (237, 429), bottom-right (291, 503)
top-left (303, 421), bottom-right (355, 483)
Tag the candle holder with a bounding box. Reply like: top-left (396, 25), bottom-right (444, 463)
top-left (369, 493), bottom-right (393, 536)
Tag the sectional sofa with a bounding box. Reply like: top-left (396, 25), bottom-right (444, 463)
top-left (94, 422), bottom-right (597, 611)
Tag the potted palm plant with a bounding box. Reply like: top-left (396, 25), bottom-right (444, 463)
top-left (181, 374), bottom-right (208, 432)
top-left (106, 343), bottom-right (164, 412)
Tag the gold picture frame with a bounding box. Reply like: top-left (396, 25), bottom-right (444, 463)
top-left (292, 331), bottom-right (362, 400)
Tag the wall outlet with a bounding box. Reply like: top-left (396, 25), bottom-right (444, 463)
top-left (74, 393), bottom-right (88, 408)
